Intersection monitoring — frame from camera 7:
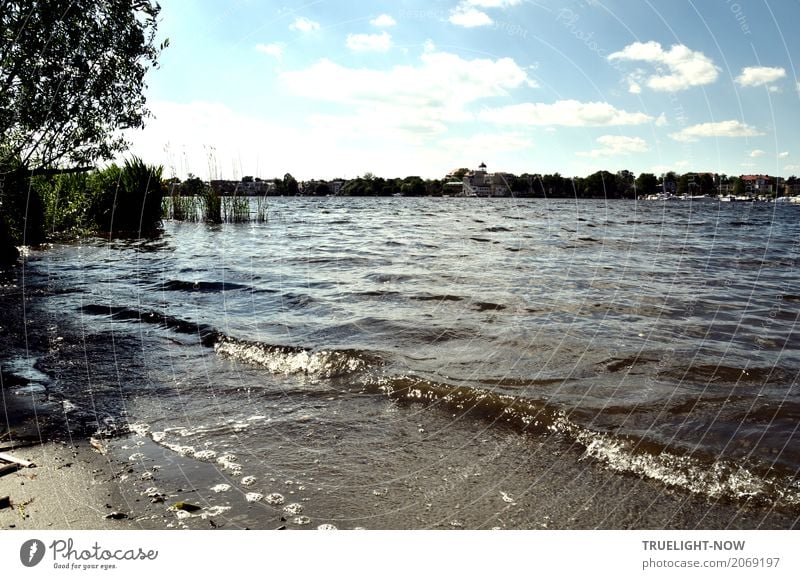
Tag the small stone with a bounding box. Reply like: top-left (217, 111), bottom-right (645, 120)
top-left (171, 501), bottom-right (201, 513)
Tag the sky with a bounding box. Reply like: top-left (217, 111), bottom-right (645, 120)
top-left (126, 0), bottom-right (800, 181)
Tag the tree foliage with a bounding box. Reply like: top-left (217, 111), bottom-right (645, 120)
top-left (635, 173), bottom-right (658, 196)
top-left (0, 0), bottom-right (165, 171)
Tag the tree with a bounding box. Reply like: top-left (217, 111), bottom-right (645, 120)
top-left (283, 173), bottom-right (299, 196)
top-left (677, 174), bottom-right (690, 196)
top-left (583, 170), bottom-right (617, 198)
top-left (662, 171), bottom-right (677, 194)
top-left (616, 169), bottom-right (635, 198)
top-left (0, 1), bottom-right (165, 173)
top-left (635, 173), bottom-right (659, 196)
top-left (400, 176), bottom-right (425, 197)
top-left (733, 177), bottom-right (745, 197)
top-left (698, 173), bottom-right (715, 196)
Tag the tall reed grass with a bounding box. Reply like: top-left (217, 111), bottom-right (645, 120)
top-left (162, 194), bottom-right (267, 223)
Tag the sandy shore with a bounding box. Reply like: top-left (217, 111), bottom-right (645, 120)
top-left (0, 438), bottom-right (136, 530)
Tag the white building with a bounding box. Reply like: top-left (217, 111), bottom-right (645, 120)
top-left (461, 163), bottom-right (510, 197)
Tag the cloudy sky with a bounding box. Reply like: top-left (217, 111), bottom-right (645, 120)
top-left (128, 0), bottom-right (800, 180)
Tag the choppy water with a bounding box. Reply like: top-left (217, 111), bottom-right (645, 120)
top-left (9, 197), bottom-right (800, 528)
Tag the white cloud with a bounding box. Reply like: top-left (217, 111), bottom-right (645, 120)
top-left (735, 66), bottom-right (786, 87)
top-left (779, 151), bottom-right (789, 158)
top-left (465, 0), bottom-right (522, 6)
top-left (480, 100), bottom-right (652, 127)
top-left (608, 41), bottom-right (719, 91)
top-left (577, 135), bottom-right (649, 158)
top-left (126, 100), bottom-right (458, 180)
top-left (370, 14), bottom-right (396, 27)
top-left (346, 31), bottom-right (392, 52)
top-left (784, 164), bottom-right (800, 173)
top-left (797, 82), bottom-right (800, 95)
top-left (669, 120), bottom-right (763, 142)
top-left (290, 17), bottom-right (320, 32)
top-left (749, 149), bottom-right (765, 158)
top-left (449, 6), bottom-right (493, 27)
top-left (655, 113), bottom-right (667, 127)
top-left (255, 43), bottom-right (284, 60)
top-left (449, 0), bottom-right (522, 28)
top-left (281, 51), bottom-right (532, 138)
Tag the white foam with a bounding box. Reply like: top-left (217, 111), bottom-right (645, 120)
top-left (241, 476), bottom-right (257, 486)
top-left (216, 454), bottom-right (243, 475)
top-left (129, 423), bottom-right (150, 436)
top-left (317, 524), bottom-right (337, 530)
top-left (215, 340), bottom-right (366, 378)
top-left (265, 493), bottom-right (285, 506)
top-left (211, 484), bottom-right (231, 493)
top-left (283, 502), bottom-right (303, 515)
top-left (162, 443), bottom-right (196, 456)
top-left (193, 450), bottom-right (217, 461)
top-left (245, 492), bottom-right (264, 502)
top-left (293, 516), bottom-right (311, 525)
top-left (577, 430), bottom-right (790, 503)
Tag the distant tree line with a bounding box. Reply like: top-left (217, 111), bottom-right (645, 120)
top-left (236, 170), bottom-right (797, 199)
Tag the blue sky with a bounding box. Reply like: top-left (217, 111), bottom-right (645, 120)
top-left (127, 0), bottom-right (800, 180)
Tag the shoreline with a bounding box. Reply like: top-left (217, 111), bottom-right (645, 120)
top-left (0, 271), bottom-right (136, 530)
top-left (2, 248), bottom-right (799, 530)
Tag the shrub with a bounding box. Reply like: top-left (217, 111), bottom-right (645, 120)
top-left (88, 157), bottom-right (165, 233)
top-left (0, 156), bottom-right (46, 245)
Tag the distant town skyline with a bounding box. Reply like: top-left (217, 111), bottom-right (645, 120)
top-left (126, 0), bottom-right (800, 181)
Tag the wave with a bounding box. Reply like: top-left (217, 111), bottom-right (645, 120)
top-left (152, 279), bottom-right (252, 293)
top-left (77, 303), bottom-right (800, 507)
top-left (365, 374), bottom-right (800, 508)
top-left (214, 336), bottom-right (379, 378)
top-left (80, 304), bottom-right (219, 346)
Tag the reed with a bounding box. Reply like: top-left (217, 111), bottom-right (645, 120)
top-left (222, 194), bottom-right (250, 223)
top-left (255, 194), bottom-right (269, 223)
top-left (164, 194), bottom-right (266, 224)
top-left (201, 187), bottom-right (222, 223)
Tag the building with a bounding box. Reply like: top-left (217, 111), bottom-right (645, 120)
top-left (461, 162), bottom-right (510, 197)
top-left (739, 174), bottom-right (774, 195)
